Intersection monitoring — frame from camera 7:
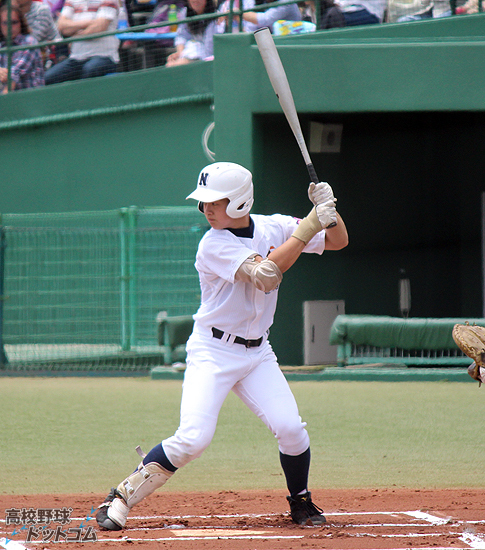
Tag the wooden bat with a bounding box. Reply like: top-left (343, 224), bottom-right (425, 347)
top-left (254, 27), bottom-right (321, 184)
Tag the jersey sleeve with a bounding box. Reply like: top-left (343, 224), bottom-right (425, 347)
top-left (268, 213), bottom-right (326, 254)
top-left (195, 230), bottom-right (255, 284)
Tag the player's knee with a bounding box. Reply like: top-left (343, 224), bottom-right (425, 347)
top-left (167, 425), bottom-right (215, 466)
top-left (274, 420), bottom-right (310, 456)
top-left (183, 430), bottom-right (212, 458)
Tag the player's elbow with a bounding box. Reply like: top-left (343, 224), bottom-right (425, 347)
top-left (333, 234), bottom-right (349, 250)
top-left (250, 259), bottom-right (282, 292)
top-left (325, 228), bottom-right (349, 251)
top-left (236, 256), bottom-right (282, 292)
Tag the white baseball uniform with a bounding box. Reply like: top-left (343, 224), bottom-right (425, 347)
top-left (162, 213), bottom-right (326, 469)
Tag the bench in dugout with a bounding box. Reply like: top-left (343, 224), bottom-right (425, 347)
top-left (157, 313), bottom-right (194, 365)
top-left (329, 315), bottom-right (485, 367)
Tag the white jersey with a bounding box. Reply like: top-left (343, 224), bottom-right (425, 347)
top-left (193, 213), bottom-right (325, 340)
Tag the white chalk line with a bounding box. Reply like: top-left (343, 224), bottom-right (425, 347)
top-left (3, 509), bottom-right (485, 549)
top-left (461, 533), bottom-right (485, 549)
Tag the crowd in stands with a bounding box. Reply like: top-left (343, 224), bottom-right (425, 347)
top-left (0, 0), bottom-right (479, 93)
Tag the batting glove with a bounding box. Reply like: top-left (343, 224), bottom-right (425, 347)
top-left (316, 200), bottom-right (337, 229)
top-left (308, 182), bottom-right (336, 206)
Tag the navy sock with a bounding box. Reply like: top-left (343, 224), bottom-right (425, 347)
top-left (143, 443), bottom-right (178, 472)
top-left (279, 447), bottom-right (311, 497)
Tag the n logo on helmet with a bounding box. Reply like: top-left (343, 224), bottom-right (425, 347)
top-left (199, 172), bottom-right (209, 187)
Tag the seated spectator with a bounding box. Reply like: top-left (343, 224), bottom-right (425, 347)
top-left (0, 4), bottom-right (45, 92)
top-left (216, 0), bottom-right (256, 33)
top-left (241, 0), bottom-right (301, 30)
top-left (44, 0), bottom-right (119, 84)
top-left (335, 0), bottom-right (386, 24)
top-left (166, 0), bottom-right (220, 66)
top-left (430, 0), bottom-right (452, 17)
top-left (14, 0), bottom-right (61, 42)
top-left (455, 0), bottom-right (482, 14)
top-left (390, 0), bottom-right (451, 21)
top-left (302, 0), bottom-right (345, 28)
top-left (141, 0), bottom-right (185, 67)
top-left (388, 0), bottom-right (432, 21)
top-left (40, 0), bottom-right (65, 18)
top-left (13, 0), bottom-right (64, 67)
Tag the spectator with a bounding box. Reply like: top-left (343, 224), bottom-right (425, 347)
top-left (335, 0), bottom-right (386, 25)
top-left (13, 0), bottom-right (64, 67)
top-left (388, 0), bottom-right (433, 22)
top-left (455, 0), bottom-right (482, 14)
top-left (390, 0), bottom-right (451, 21)
top-left (44, 0), bottom-right (119, 84)
top-left (0, 4), bottom-right (45, 92)
top-left (302, 0), bottom-right (345, 28)
top-left (39, 0), bottom-right (66, 18)
top-left (14, 0), bottom-right (61, 43)
top-left (141, 0), bottom-right (185, 68)
top-left (216, 0), bottom-right (256, 33)
top-left (166, 0), bottom-right (220, 66)
top-left (242, 0), bottom-right (302, 30)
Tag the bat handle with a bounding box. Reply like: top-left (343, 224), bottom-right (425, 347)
top-left (306, 163), bottom-right (319, 185)
top-left (306, 162), bottom-right (337, 228)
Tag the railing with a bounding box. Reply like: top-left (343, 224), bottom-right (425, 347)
top-left (0, 0), bottom-right (479, 92)
top-left (0, 0), bottom-right (297, 91)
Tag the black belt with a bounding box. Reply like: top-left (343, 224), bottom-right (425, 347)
top-left (212, 327), bottom-right (263, 348)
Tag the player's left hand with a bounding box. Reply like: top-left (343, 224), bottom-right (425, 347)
top-left (308, 182), bottom-right (336, 207)
top-left (316, 200), bottom-right (337, 229)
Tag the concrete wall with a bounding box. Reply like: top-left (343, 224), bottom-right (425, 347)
top-left (0, 62), bottom-right (214, 213)
top-left (1, 15), bottom-right (484, 363)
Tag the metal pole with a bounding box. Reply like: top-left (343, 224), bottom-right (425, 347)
top-left (119, 208), bottom-right (130, 351)
top-left (0, 226), bottom-right (9, 367)
top-left (127, 206), bottom-right (137, 351)
top-left (6, 0), bottom-right (13, 93)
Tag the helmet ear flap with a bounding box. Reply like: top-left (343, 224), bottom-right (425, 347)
top-left (226, 195), bottom-right (254, 218)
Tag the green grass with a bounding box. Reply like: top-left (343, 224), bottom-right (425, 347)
top-left (1, 377), bottom-right (484, 494)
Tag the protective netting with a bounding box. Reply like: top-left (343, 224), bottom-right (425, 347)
top-left (0, 206), bottom-right (207, 373)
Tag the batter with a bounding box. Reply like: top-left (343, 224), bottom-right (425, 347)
top-left (96, 162), bottom-right (348, 530)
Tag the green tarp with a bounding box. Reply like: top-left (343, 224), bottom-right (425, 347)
top-left (330, 315), bottom-right (485, 350)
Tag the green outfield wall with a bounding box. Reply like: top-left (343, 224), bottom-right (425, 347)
top-left (1, 15), bottom-right (484, 364)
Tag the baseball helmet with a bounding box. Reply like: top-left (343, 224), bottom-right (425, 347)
top-left (186, 162), bottom-right (254, 218)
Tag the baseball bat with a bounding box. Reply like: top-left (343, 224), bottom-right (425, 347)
top-left (254, 27), bottom-right (337, 227)
top-left (254, 27), bottom-right (319, 183)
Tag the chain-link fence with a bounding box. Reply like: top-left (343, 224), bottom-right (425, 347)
top-left (0, 206), bottom-right (207, 373)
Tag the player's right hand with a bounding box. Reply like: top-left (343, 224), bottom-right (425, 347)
top-left (308, 182), bottom-right (336, 207)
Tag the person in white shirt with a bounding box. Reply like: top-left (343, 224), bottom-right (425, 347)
top-left (44, 0), bottom-right (119, 84)
top-left (166, 0), bottom-right (220, 66)
top-left (95, 162), bottom-right (348, 531)
top-left (336, 0), bottom-right (387, 24)
top-left (242, 1), bottom-right (301, 30)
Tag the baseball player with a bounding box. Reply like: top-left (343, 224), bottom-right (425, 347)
top-left (96, 162), bottom-right (348, 530)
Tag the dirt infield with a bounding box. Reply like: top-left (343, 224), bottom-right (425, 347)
top-left (2, 488), bottom-right (485, 550)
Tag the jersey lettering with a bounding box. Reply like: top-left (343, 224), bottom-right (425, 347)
top-left (199, 172), bottom-right (209, 187)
